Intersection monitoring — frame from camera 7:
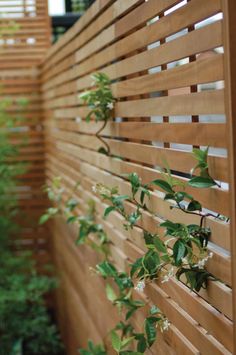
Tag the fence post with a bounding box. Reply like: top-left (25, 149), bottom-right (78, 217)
top-left (222, 0), bottom-right (236, 351)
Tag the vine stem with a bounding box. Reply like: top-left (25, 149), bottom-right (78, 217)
top-left (118, 191), bottom-right (218, 234)
top-left (176, 201), bottom-right (218, 228)
top-left (132, 186), bottom-right (220, 231)
top-left (96, 119), bottom-right (111, 156)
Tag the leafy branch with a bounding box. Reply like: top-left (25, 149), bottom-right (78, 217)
top-left (79, 73), bottom-right (115, 156)
top-left (41, 178), bottom-right (169, 354)
top-left (43, 144), bottom-right (223, 353)
top-left (94, 147), bottom-right (222, 292)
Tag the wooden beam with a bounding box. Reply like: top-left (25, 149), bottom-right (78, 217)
top-left (222, 0), bottom-right (236, 352)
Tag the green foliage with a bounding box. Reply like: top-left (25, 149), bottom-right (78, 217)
top-left (95, 147), bottom-right (219, 292)
top-left (79, 72), bottom-right (115, 155)
top-left (188, 176), bottom-right (216, 188)
top-left (71, 0), bottom-right (93, 13)
top-left (0, 252), bottom-right (64, 355)
top-left (79, 73), bottom-right (114, 123)
top-left (41, 180), bottom-right (109, 256)
top-left (0, 91), bottom-right (64, 353)
top-left (0, 20), bottom-right (20, 37)
top-left (43, 179), bottom-right (167, 354)
top-left (79, 340), bottom-right (107, 355)
top-left (188, 147), bottom-right (219, 188)
top-left (0, 96), bottom-right (28, 247)
top-left (96, 261), bottom-right (145, 323)
top-left (40, 176), bottom-right (78, 224)
top-left (176, 266), bottom-right (215, 292)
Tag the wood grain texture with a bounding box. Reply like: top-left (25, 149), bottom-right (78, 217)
top-left (0, 0), bottom-right (50, 258)
top-left (38, 0), bottom-right (234, 353)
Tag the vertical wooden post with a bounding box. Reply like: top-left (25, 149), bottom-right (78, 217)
top-left (222, 0), bottom-right (236, 352)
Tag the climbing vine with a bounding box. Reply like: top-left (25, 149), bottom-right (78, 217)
top-left (41, 177), bottom-right (169, 354)
top-left (94, 161), bottom-right (218, 293)
top-left (79, 72), bottom-right (115, 156)
top-left (41, 72), bottom-right (224, 354)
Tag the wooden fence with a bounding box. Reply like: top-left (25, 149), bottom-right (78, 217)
top-left (0, 0), bottom-right (51, 262)
top-left (2, 0), bottom-right (236, 354)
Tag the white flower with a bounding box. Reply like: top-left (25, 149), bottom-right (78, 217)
top-left (196, 259), bottom-right (205, 269)
top-left (107, 102), bottom-right (114, 110)
top-left (195, 252), bottom-right (213, 269)
top-left (161, 267), bottom-right (174, 283)
top-left (181, 257), bottom-right (188, 264)
top-left (95, 183), bottom-right (111, 196)
top-left (92, 185), bottom-right (97, 193)
top-left (94, 101), bottom-right (100, 106)
top-left (161, 275), bottom-right (169, 284)
top-left (160, 319), bottom-right (170, 332)
top-left (135, 280), bottom-right (145, 293)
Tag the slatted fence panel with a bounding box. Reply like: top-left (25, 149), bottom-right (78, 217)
top-left (0, 0), bottom-right (50, 263)
top-left (40, 0), bottom-right (235, 353)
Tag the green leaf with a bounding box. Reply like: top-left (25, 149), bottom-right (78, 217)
top-left (48, 207), bottom-right (59, 215)
top-left (176, 268), bottom-right (206, 291)
top-left (111, 330), bottom-right (121, 352)
top-left (163, 193), bottom-right (175, 201)
top-left (161, 254), bottom-right (171, 262)
top-left (136, 335), bottom-right (147, 353)
top-left (113, 195), bottom-right (130, 204)
top-left (85, 111), bottom-right (94, 122)
top-left (131, 300), bottom-right (146, 307)
top-left (96, 261), bottom-right (117, 278)
top-left (121, 337), bottom-right (135, 350)
top-left (105, 284), bottom-right (117, 302)
top-left (130, 258), bottom-right (142, 278)
top-left (104, 206), bottom-right (115, 218)
top-left (173, 240), bottom-right (186, 265)
top-left (11, 339), bottom-right (23, 355)
top-left (140, 187), bottom-right (150, 205)
top-left (128, 173), bottom-right (141, 196)
top-left (185, 271), bottom-right (197, 290)
top-left (128, 211), bottom-right (141, 227)
top-left (150, 305), bottom-right (161, 315)
top-left (79, 350), bottom-right (90, 355)
top-left (187, 200), bottom-right (202, 212)
top-left (39, 214), bottom-right (50, 225)
top-left (143, 231), bottom-right (154, 243)
top-left (80, 340), bottom-right (107, 355)
top-left (98, 147), bottom-right (109, 155)
top-left (193, 147), bottom-right (209, 162)
top-left (66, 198), bottom-right (78, 211)
top-left (143, 250), bottom-right (160, 272)
top-left (67, 216), bottom-right (77, 224)
top-left (153, 237), bottom-right (167, 253)
top-left (160, 220), bottom-right (182, 235)
top-left (191, 147), bottom-right (210, 177)
top-left (79, 91), bottom-right (90, 101)
top-left (175, 191), bottom-right (193, 202)
top-left (151, 179), bottom-right (174, 193)
top-left (188, 176), bottom-right (216, 188)
top-left (145, 318), bottom-right (157, 347)
top-left (125, 307), bottom-right (137, 320)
